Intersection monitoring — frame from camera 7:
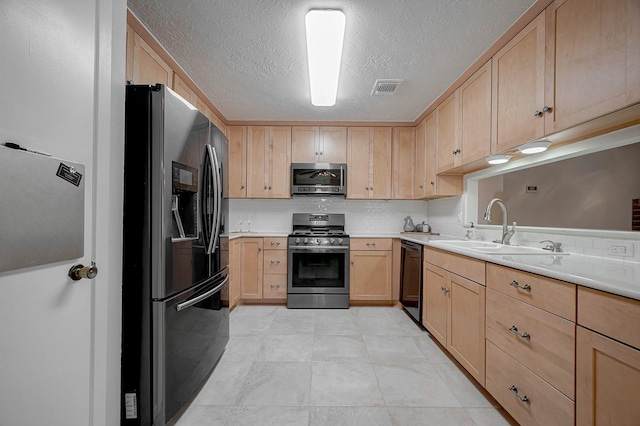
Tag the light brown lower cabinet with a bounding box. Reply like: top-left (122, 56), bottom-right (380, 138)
top-left (576, 287), bottom-right (640, 425)
top-left (422, 252), bottom-right (486, 386)
top-left (349, 238), bottom-right (393, 302)
top-left (486, 341), bottom-right (574, 426)
top-left (262, 237), bottom-right (288, 300)
top-left (240, 238), bottom-right (263, 299)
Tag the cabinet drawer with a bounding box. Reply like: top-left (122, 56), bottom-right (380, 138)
top-left (263, 237), bottom-right (287, 249)
top-left (263, 250), bottom-right (287, 274)
top-left (350, 238), bottom-right (392, 251)
top-left (263, 274), bottom-right (287, 299)
top-left (486, 341), bottom-right (575, 426)
top-left (486, 288), bottom-right (575, 399)
top-left (578, 287), bottom-right (640, 350)
top-left (486, 263), bottom-right (576, 321)
top-left (424, 247), bottom-right (485, 285)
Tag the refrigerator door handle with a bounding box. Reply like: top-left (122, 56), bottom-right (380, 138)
top-left (205, 144), bottom-right (222, 255)
top-left (200, 145), bottom-right (213, 251)
top-left (175, 275), bottom-right (228, 312)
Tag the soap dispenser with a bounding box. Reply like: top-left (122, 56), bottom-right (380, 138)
top-left (465, 222), bottom-right (476, 240)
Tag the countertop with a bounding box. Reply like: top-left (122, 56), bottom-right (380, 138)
top-left (402, 234), bottom-right (640, 302)
top-left (224, 231), bottom-right (640, 301)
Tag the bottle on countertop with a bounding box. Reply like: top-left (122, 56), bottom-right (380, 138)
top-left (465, 222), bottom-right (476, 240)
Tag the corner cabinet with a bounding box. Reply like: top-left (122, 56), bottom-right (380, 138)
top-left (422, 247), bottom-right (486, 385)
top-left (246, 126), bottom-right (291, 199)
top-left (346, 127), bottom-right (392, 199)
top-left (391, 127), bottom-right (416, 200)
top-left (349, 238), bottom-right (393, 302)
top-left (576, 287), bottom-right (640, 425)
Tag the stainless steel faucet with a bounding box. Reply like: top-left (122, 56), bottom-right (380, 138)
top-left (483, 198), bottom-right (516, 245)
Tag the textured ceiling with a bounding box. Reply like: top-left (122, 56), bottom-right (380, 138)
top-left (128, 0), bottom-right (536, 122)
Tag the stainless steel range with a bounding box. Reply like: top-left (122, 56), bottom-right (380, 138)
top-left (287, 213), bottom-right (350, 309)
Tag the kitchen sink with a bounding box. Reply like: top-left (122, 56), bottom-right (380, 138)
top-left (431, 240), bottom-right (569, 256)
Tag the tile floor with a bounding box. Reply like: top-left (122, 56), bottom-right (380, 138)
top-left (169, 306), bottom-right (516, 426)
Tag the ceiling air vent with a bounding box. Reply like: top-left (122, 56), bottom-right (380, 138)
top-left (371, 79), bottom-right (403, 96)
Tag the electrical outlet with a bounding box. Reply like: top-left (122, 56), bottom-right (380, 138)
top-left (457, 211), bottom-right (463, 222)
top-left (606, 243), bottom-right (635, 257)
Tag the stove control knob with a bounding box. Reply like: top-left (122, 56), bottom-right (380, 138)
top-left (316, 239), bottom-right (320, 245)
top-left (330, 238), bottom-right (335, 244)
top-left (337, 238), bottom-right (343, 245)
top-left (303, 238), bottom-right (309, 244)
top-left (295, 238), bottom-right (301, 244)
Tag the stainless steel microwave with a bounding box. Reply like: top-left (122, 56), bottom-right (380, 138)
top-left (291, 163), bottom-right (346, 196)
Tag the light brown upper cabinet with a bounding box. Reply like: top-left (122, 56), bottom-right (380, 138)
top-left (391, 127), bottom-right (416, 199)
top-left (436, 61), bottom-right (492, 174)
top-left (228, 126), bottom-right (247, 198)
top-left (435, 92), bottom-right (459, 174)
top-left (347, 127), bottom-right (392, 199)
top-left (246, 126), bottom-right (291, 199)
top-left (418, 113), bottom-right (462, 199)
top-left (544, 0), bottom-right (640, 134)
top-left (493, 0), bottom-right (640, 154)
top-left (492, 12), bottom-right (546, 153)
top-left (291, 126), bottom-right (347, 163)
top-left (127, 28), bottom-right (173, 86)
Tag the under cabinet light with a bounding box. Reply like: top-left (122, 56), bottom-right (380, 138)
top-left (518, 140), bottom-right (551, 154)
top-left (485, 155), bottom-right (511, 165)
top-left (305, 10), bottom-right (345, 106)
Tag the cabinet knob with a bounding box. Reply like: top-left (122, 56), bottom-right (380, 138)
top-left (268, 186), bottom-right (272, 190)
top-left (264, 185), bottom-right (267, 190)
top-left (315, 152), bottom-right (319, 155)
top-left (258, 248), bottom-right (262, 252)
top-left (370, 187), bottom-right (373, 190)
top-left (440, 286), bottom-right (450, 293)
top-left (419, 185), bottom-right (423, 189)
top-left (543, 105), bottom-right (552, 113)
top-left (241, 185), bottom-right (245, 189)
top-left (319, 151), bottom-right (323, 155)
top-left (365, 187), bottom-right (369, 190)
top-left (534, 110), bottom-right (543, 117)
top-left (430, 181), bottom-right (435, 185)
top-left (350, 261), bottom-right (354, 265)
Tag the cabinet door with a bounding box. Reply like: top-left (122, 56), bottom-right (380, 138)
top-left (422, 263), bottom-right (448, 346)
top-left (426, 113), bottom-right (462, 198)
top-left (448, 273), bottom-right (486, 385)
top-left (435, 92), bottom-right (459, 173)
top-left (172, 74), bottom-right (196, 105)
top-left (370, 127), bottom-right (392, 199)
top-left (130, 31), bottom-right (173, 86)
top-left (577, 326), bottom-right (640, 425)
top-left (319, 127), bottom-right (347, 163)
top-left (459, 60), bottom-right (492, 165)
top-left (545, 0), bottom-right (640, 134)
top-left (349, 250), bottom-right (392, 301)
top-left (291, 126), bottom-right (319, 163)
top-left (391, 127), bottom-right (415, 199)
top-left (492, 12), bottom-right (546, 153)
top-left (347, 127), bottom-right (371, 199)
top-left (246, 126), bottom-right (268, 198)
top-left (240, 238), bottom-right (263, 299)
top-left (228, 126), bottom-right (247, 198)
top-left (414, 119), bottom-right (427, 198)
top-left (229, 239), bottom-right (241, 309)
top-left (268, 126), bottom-right (291, 198)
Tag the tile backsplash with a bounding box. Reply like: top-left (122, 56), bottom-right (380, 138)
top-left (229, 198), bottom-right (428, 235)
top-left (230, 196), bottom-right (640, 264)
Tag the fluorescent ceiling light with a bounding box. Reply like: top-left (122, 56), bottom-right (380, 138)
top-left (519, 140), bottom-right (551, 154)
top-left (305, 10), bottom-right (345, 106)
top-left (485, 155), bottom-right (511, 165)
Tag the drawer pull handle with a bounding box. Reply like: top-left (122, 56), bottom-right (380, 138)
top-left (508, 325), bottom-right (531, 341)
top-left (271, 241), bottom-right (280, 246)
top-left (510, 280), bottom-right (531, 292)
top-left (509, 385), bottom-right (530, 405)
top-left (366, 242), bottom-right (376, 247)
top-left (441, 286), bottom-right (450, 294)
top-left (270, 260), bottom-right (281, 264)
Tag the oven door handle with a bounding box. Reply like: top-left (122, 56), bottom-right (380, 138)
top-left (289, 246), bottom-right (349, 252)
top-left (175, 275), bottom-right (228, 312)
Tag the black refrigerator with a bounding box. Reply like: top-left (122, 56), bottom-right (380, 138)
top-left (121, 84), bottom-right (229, 425)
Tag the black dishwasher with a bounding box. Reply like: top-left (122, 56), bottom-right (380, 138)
top-left (400, 240), bottom-right (423, 324)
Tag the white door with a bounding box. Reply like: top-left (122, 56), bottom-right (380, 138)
top-left (0, 1), bottom-right (124, 425)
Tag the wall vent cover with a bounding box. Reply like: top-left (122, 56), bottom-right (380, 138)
top-left (371, 79), bottom-right (403, 96)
